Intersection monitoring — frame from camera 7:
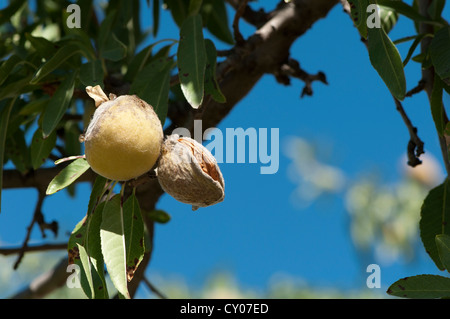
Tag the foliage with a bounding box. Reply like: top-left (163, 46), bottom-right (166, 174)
top-left (347, 0), bottom-right (450, 298)
top-left (0, 0), bottom-right (449, 299)
top-left (0, 0), bottom-right (229, 298)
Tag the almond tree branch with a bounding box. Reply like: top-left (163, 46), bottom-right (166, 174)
top-left (7, 0), bottom-right (339, 298)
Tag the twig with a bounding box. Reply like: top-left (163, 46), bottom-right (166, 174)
top-left (225, 0), bottom-right (270, 28)
top-left (406, 79), bottom-right (426, 97)
top-left (274, 58), bottom-right (328, 97)
top-left (394, 97), bottom-right (425, 167)
top-left (232, 0), bottom-right (251, 45)
top-left (0, 243), bottom-right (66, 256)
top-left (13, 190), bottom-right (46, 269)
top-left (142, 276), bottom-right (168, 299)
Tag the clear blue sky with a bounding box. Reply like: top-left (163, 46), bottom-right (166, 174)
top-left (1, 1), bottom-right (449, 298)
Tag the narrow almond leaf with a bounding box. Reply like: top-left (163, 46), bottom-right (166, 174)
top-left (403, 33), bottom-right (432, 67)
top-left (377, 0), bottom-right (434, 23)
top-left (68, 200), bottom-right (109, 299)
top-left (25, 34), bottom-right (58, 59)
top-left (129, 57), bottom-right (175, 125)
top-left (165, 0), bottom-right (189, 27)
top-left (41, 71), bottom-right (76, 138)
top-left (177, 14), bottom-right (206, 109)
top-left (430, 26), bottom-right (450, 86)
top-left (347, 0), bottom-right (369, 39)
top-left (123, 193), bottom-right (145, 282)
top-left (0, 54), bottom-right (23, 86)
top-left (387, 275), bottom-right (450, 298)
top-left (125, 39), bottom-right (177, 82)
top-left (101, 33), bottom-right (127, 62)
top-left (46, 158), bottom-right (91, 195)
top-left (97, 9), bottom-right (116, 53)
top-left (79, 60), bottom-right (104, 88)
top-left (378, 5), bottom-right (398, 34)
top-left (0, 98), bottom-right (16, 212)
top-left (30, 127), bottom-right (57, 170)
top-left (420, 179), bottom-right (450, 270)
top-left (100, 194), bottom-right (130, 299)
top-left (30, 44), bottom-right (82, 84)
top-left (431, 75), bottom-right (444, 136)
top-left (436, 234), bottom-right (450, 273)
top-left (367, 26), bottom-right (406, 100)
top-left (204, 39), bottom-right (226, 103)
top-left (5, 128), bottom-right (30, 174)
top-left (201, 0), bottom-right (234, 44)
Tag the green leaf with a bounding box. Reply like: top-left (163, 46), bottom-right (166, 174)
top-left (420, 179), bottom-right (450, 270)
top-left (25, 34), bottom-right (58, 59)
top-left (402, 33), bottom-right (432, 67)
top-left (129, 57), bottom-right (175, 125)
top-left (201, 0), bottom-right (234, 45)
top-left (378, 5), bottom-right (398, 34)
top-left (0, 55), bottom-right (23, 86)
top-left (146, 209), bottom-right (171, 224)
top-left (30, 44), bottom-right (83, 84)
top-left (79, 60), bottom-right (104, 88)
top-left (125, 39), bottom-right (177, 82)
top-left (123, 193), bottom-right (145, 282)
top-left (430, 26), bottom-right (450, 86)
top-left (436, 234), bottom-right (450, 273)
top-left (177, 14), bottom-right (207, 109)
top-left (101, 33), bottom-right (127, 62)
top-left (30, 127), bottom-right (57, 170)
top-left (97, 9), bottom-right (117, 53)
top-left (64, 121), bottom-right (82, 159)
top-left (100, 194), bottom-right (130, 299)
top-left (204, 39), bottom-right (226, 103)
top-left (18, 98), bottom-right (49, 116)
top-left (376, 0), bottom-right (432, 23)
top-left (0, 75), bottom-right (35, 100)
top-left (46, 158), bottom-right (91, 195)
top-left (387, 275), bottom-right (450, 298)
top-left (367, 26), bottom-right (406, 100)
top-left (188, 0), bottom-right (203, 16)
top-left (5, 128), bottom-right (30, 174)
top-left (68, 196), bottom-right (109, 299)
top-left (164, 0), bottom-right (189, 27)
top-left (428, 0), bottom-right (445, 21)
top-left (431, 75), bottom-right (445, 136)
top-left (0, 98), bottom-right (16, 212)
top-left (347, 0), bottom-right (369, 39)
top-left (41, 71), bottom-right (77, 138)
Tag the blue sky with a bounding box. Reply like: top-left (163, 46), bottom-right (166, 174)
top-left (1, 1), bottom-right (449, 298)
